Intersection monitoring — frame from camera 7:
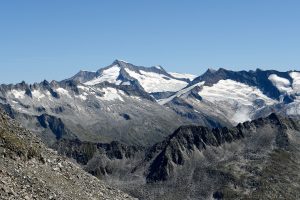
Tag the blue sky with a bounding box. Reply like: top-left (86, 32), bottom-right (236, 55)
top-left (1, 0), bottom-right (300, 83)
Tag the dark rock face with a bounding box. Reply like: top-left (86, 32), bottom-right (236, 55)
top-left (120, 113), bottom-right (131, 120)
top-left (65, 70), bottom-right (98, 83)
top-left (52, 138), bottom-right (144, 178)
top-left (146, 114), bottom-right (299, 183)
top-left (53, 139), bottom-right (143, 163)
top-left (146, 125), bottom-right (244, 182)
top-left (37, 114), bottom-right (70, 139)
top-left (213, 191), bottom-right (224, 200)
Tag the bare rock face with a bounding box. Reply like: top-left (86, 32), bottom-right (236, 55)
top-left (145, 113), bottom-right (299, 183)
top-left (0, 109), bottom-right (137, 200)
top-left (48, 112), bottom-right (300, 200)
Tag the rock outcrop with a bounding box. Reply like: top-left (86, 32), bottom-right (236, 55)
top-left (0, 109), bottom-right (137, 200)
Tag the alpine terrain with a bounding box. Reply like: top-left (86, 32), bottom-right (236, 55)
top-left (0, 108), bottom-right (136, 200)
top-left (1, 60), bottom-right (300, 199)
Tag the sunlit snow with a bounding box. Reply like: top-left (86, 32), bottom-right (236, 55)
top-left (56, 88), bottom-right (71, 98)
top-left (32, 90), bottom-right (46, 101)
top-left (268, 74), bottom-right (293, 93)
top-left (124, 68), bottom-right (188, 93)
top-left (198, 79), bottom-right (277, 124)
top-left (97, 87), bottom-right (124, 102)
top-left (290, 72), bottom-right (300, 94)
top-left (85, 65), bottom-right (121, 85)
top-left (11, 90), bottom-right (25, 99)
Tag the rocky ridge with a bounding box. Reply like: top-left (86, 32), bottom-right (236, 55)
top-left (50, 113), bottom-right (300, 199)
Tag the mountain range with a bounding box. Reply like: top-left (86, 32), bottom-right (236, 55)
top-left (1, 60), bottom-right (300, 199)
top-left (0, 60), bottom-right (299, 145)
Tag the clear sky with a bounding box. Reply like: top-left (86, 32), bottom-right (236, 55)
top-left (1, 0), bottom-right (300, 84)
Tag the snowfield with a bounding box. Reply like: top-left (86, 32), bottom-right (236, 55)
top-left (198, 79), bottom-right (277, 123)
top-left (268, 74), bottom-right (293, 93)
top-left (124, 68), bottom-right (188, 93)
top-left (290, 71), bottom-right (300, 94)
top-left (85, 65), bottom-right (121, 85)
top-left (199, 79), bottom-right (276, 106)
top-left (97, 87), bottom-right (124, 102)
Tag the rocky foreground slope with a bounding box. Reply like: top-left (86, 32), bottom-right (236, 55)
top-left (0, 109), bottom-right (136, 200)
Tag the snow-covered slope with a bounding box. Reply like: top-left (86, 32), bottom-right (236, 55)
top-left (85, 65), bottom-right (121, 85)
top-left (1, 62), bottom-right (300, 148)
top-left (124, 68), bottom-right (188, 93)
top-left (199, 79), bottom-right (276, 106)
top-left (68, 60), bottom-right (191, 95)
top-left (268, 74), bottom-right (293, 93)
top-left (290, 71), bottom-right (300, 94)
top-left (163, 69), bottom-right (300, 125)
top-left (198, 79), bottom-right (277, 123)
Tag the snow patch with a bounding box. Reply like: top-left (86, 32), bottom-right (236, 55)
top-left (97, 87), bottom-right (124, 102)
top-left (231, 107), bottom-right (251, 123)
top-left (32, 90), bottom-right (46, 101)
top-left (46, 91), bottom-right (51, 96)
top-left (56, 88), bottom-right (71, 98)
top-left (124, 68), bottom-right (188, 93)
top-left (121, 81), bottom-right (131, 86)
top-left (290, 71), bottom-right (300, 94)
top-left (268, 74), bottom-right (292, 93)
top-left (77, 85), bottom-right (90, 91)
top-left (131, 96), bottom-right (142, 101)
top-left (85, 65), bottom-right (121, 85)
top-left (78, 94), bottom-right (87, 101)
top-left (11, 90), bottom-right (25, 99)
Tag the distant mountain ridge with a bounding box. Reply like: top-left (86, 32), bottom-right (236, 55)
top-left (1, 60), bottom-right (300, 199)
top-left (0, 60), bottom-right (299, 148)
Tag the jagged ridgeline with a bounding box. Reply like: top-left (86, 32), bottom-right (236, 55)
top-left (0, 60), bottom-right (300, 199)
top-left (0, 108), bottom-right (136, 200)
top-left (0, 60), bottom-right (299, 148)
top-left (54, 113), bottom-right (300, 200)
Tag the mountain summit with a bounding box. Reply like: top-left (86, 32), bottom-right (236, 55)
top-left (0, 61), bottom-right (299, 148)
top-left (67, 59), bottom-right (194, 94)
top-left (0, 61), bottom-right (299, 200)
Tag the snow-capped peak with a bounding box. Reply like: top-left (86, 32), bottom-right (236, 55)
top-left (85, 65), bottom-right (121, 85)
top-left (81, 60), bottom-right (191, 94)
